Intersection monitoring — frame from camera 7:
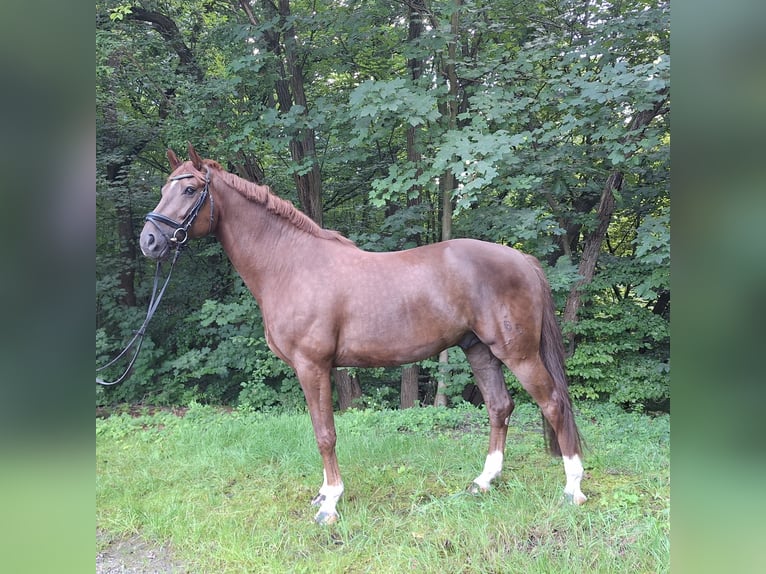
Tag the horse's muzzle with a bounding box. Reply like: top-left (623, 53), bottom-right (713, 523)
top-left (139, 225), bottom-right (170, 260)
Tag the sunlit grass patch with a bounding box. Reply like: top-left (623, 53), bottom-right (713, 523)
top-left (97, 402), bottom-right (669, 573)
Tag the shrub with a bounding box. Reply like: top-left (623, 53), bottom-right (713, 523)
top-left (565, 300), bottom-right (669, 411)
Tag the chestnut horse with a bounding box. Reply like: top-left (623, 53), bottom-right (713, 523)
top-left (140, 145), bottom-right (586, 524)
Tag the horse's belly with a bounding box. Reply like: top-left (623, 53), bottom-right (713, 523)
top-left (333, 313), bottom-right (467, 367)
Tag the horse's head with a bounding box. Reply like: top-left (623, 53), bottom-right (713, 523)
top-left (140, 144), bottom-right (217, 260)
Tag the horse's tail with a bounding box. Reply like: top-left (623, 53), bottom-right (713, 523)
top-left (529, 257), bottom-right (583, 457)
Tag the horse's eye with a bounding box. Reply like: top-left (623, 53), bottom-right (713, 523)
top-left (184, 186), bottom-right (196, 195)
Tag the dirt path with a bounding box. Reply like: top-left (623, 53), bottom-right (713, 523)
top-left (96, 531), bottom-right (188, 574)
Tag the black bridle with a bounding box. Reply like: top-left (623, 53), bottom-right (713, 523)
top-left (144, 167), bottom-right (215, 246)
top-left (96, 168), bottom-right (214, 386)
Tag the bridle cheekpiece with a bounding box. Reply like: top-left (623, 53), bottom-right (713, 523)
top-left (97, 165), bottom-right (214, 386)
top-left (144, 167), bottom-right (214, 248)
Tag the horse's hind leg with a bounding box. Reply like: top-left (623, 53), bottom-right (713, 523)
top-left (462, 342), bottom-right (515, 493)
top-left (502, 353), bottom-right (587, 504)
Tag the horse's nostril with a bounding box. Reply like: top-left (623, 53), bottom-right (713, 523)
top-left (146, 233), bottom-right (155, 246)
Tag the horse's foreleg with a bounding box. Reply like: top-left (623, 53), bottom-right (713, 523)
top-left (296, 364), bottom-right (344, 524)
top-left (463, 343), bottom-right (514, 493)
top-left (311, 468), bottom-right (344, 523)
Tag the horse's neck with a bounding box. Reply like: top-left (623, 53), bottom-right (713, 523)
top-left (213, 176), bottom-right (317, 300)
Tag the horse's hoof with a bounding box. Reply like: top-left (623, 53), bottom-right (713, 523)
top-left (564, 491), bottom-right (588, 505)
top-left (314, 510), bottom-right (339, 525)
top-left (467, 482), bottom-right (489, 495)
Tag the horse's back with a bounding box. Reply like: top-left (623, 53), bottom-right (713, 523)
top-left (337, 238), bottom-right (542, 312)
top-left (365, 237), bottom-right (530, 273)
top-left (438, 238), bottom-right (542, 294)
top-left (326, 238), bottom-right (544, 366)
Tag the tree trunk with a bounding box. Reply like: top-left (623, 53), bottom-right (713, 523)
top-left (101, 7), bottom-right (204, 308)
top-left (400, 364), bottom-right (420, 409)
top-left (241, 0), bottom-right (323, 224)
top-left (432, 1), bottom-right (460, 408)
top-left (433, 349), bottom-right (450, 407)
top-left (279, 0), bottom-right (323, 225)
top-left (562, 170), bottom-right (623, 350)
top-left (396, 1), bottom-right (428, 407)
top-left (103, 54), bottom-right (140, 308)
top-left (652, 289), bottom-right (670, 318)
top-left (128, 8), bottom-right (203, 81)
top-left (114, 181), bottom-right (137, 307)
top-left (334, 369), bottom-right (362, 411)
top-left (562, 93), bottom-right (668, 351)
top-left (433, 167), bottom-right (453, 406)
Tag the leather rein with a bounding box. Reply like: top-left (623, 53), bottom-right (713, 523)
top-left (96, 168), bottom-right (214, 386)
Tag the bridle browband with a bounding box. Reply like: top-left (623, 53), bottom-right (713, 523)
top-left (96, 167), bottom-right (215, 386)
top-left (144, 167), bottom-right (215, 245)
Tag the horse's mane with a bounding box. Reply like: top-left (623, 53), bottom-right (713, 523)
top-left (207, 160), bottom-right (354, 246)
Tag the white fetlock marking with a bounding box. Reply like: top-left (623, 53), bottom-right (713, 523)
top-left (563, 454), bottom-right (587, 504)
top-left (473, 451), bottom-right (504, 491)
top-left (315, 470), bottom-right (344, 518)
top-left (317, 482), bottom-right (343, 513)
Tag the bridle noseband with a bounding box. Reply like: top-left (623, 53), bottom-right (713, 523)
top-left (145, 167), bottom-right (215, 246)
top-left (96, 167), bottom-right (215, 386)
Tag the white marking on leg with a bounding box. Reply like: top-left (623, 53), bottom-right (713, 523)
top-left (313, 470), bottom-right (344, 523)
top-left (563, 454), bottom-right (587, 504)
top-left (473, 451), bottom-right (504, 491)
top-left (316, 482), bottom-right (344, 517)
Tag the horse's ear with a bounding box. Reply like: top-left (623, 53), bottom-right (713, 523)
top-left (167, 149), bottom-right (181, 169)
top-left (188, 143), bottom-right (203, 170)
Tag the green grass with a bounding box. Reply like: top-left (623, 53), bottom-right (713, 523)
top-left (97, 402), bottom-right (669, 573)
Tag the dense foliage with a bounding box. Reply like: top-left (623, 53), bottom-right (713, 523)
top-left (97, 0), bottom-right (669, 412)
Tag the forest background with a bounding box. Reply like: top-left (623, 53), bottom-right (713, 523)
top-left (96, 0), bottom-right (669, 414)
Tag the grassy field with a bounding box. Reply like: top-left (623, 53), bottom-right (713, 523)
top-left (96, 402), bottom-right (669, 573)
